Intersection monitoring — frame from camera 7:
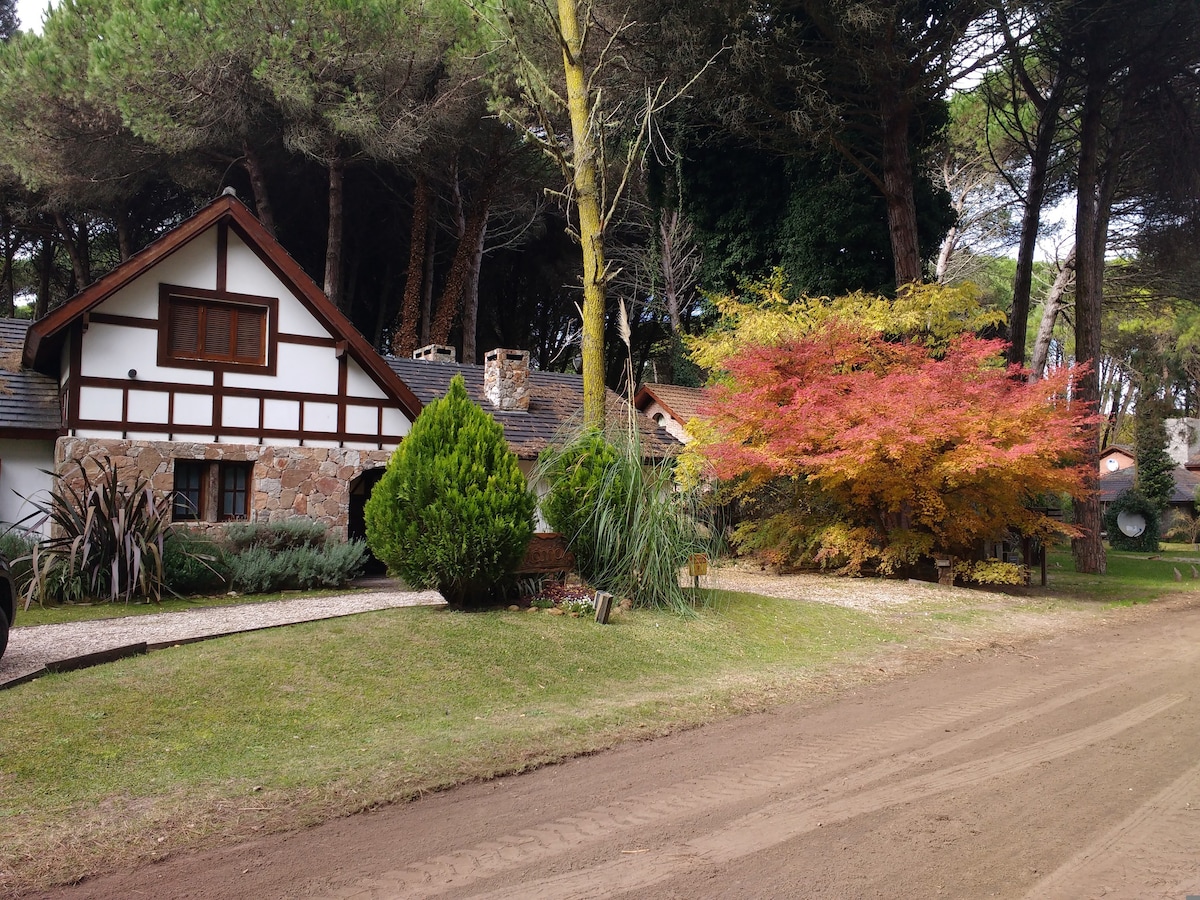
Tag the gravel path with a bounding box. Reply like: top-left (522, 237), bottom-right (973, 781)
top-left (0, 584), bottom-right (445, 688)
top-left (703, 562), bottom-right (1006, 611)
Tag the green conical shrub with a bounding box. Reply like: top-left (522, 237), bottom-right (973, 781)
top-left (364, 374), bottom-right (535, 607)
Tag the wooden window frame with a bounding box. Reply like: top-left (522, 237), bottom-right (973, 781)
top-left (171, 460), bottom-right (206, 521)
top-left (217, 461), bottom-right (253, 521)
top-left (171, 459), bottom-right (255, 523)
top-left (158, 284), bottom-right (279, 375)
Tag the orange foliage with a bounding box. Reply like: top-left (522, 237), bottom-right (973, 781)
top-left (703, 322), bottom-right (1095, 566)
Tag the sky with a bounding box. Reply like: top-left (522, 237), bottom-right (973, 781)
top-left (16, 0), bottom-right (50, 34)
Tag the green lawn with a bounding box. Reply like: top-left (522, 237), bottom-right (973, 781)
top-left (0, 592), bottom-right (899, 893)
top-left (1, 553), bottom-right (1191, 895)
top-left (1045, 545), bottom-right (1200, 603)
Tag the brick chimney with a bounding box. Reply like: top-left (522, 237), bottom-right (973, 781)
top-left (412, 344), bottom-right (456, 362)
top-left (484, 349), bottom-right (530, 412)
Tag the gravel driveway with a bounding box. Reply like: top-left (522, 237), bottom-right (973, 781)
top-left (0, 584), bottom-right (444, 689)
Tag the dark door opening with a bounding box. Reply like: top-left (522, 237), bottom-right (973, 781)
top-left (348, 468), bottom-right (387, 574)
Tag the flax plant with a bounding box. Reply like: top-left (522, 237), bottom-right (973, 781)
top-left (19, 456), bottom-right (170, 608)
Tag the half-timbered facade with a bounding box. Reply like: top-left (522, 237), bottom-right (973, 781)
top-left (1, 191), bottom-right (682, 540)
top-left (6, 192), bottom-right (422, 537)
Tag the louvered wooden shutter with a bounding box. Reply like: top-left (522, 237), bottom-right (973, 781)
top-left (204, 305), bottom-right (232, 357)
top-left (234, 309), bottom-right (264, 362)
top-left (169, 302), bottom-right (201, 355)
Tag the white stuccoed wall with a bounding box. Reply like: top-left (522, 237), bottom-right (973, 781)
top-left (0, 439), bottom-right (55, 534)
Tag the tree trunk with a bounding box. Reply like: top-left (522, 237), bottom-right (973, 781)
top-left (1071, 73), bottom-right (1107, 576)
top-left (934, 221), bottom-right (958, 284)
top-left (0, 211), bottom-right (12, 317)
top-left (115, 206), bottom-right (132, 262)
top-left (392, 175), bottom-right (430, 357)
top-left (429, 192), bottom-right (491, 347)
top-left (419, 215), bottom-right (435, 347)
top-left (324, 154), bottom-right (346, 310)
top-left (558, 0), bottom-right (608, 428)
top-left (35, 235), bottom-right (52, 319)
top-left (880, 96), bottom-right (923, 287)
top-left (1008, 74), bottom-right (1066, 368)
top-left (1028, 245), bottom-right (1076, 379)
top-left (660, 211), bottom-right (682, 333)
top-left (53, 213), bottom-right (90, 289)
top-left (242, 142), bottom-right (276, 238)
top-left (461, 216), bottom-right (487, 364)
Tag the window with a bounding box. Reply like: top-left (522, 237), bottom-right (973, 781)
top-left (172, 460), bottom-right (206, 520)
top-left (219, 463), bottom-right (251, 520)
top-left (159, 285), bottom-right (276, 371)
top-left (171, 460), bottom-right (254, 522)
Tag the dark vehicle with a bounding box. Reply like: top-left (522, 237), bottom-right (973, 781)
top-left (0, 556), bottom-right (14, 660)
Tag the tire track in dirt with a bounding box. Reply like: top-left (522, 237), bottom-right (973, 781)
top-left (1024, 757), bottom-right (1200, 899)
top-left (311, 657), bottom-right (1164, 900)
top-left (473, 693), bottom-right (1186, 900)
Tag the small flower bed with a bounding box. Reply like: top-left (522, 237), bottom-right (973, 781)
top-left (522, 578), bottom-right (597, 617)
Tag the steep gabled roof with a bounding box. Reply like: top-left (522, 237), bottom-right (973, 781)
top-left (0, 319), bottom-right (62, 438)
top-left (22, 193), bottom-right (421, 422)
top-left (388, 357), bottom-right (679, 460)
top-left (634, 382), bottom-right (707, 426)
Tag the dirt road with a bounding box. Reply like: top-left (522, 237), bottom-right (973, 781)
top-left (29, 599), bottom-right (1200, 899)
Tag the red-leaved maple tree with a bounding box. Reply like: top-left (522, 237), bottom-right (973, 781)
top-left (702, 322), bottom-right (1094, 574)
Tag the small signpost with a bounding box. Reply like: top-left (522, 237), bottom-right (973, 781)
top-left (594, 590), bottom-right (613, 625)
top-left (688, 554), bottom-right (709, 590)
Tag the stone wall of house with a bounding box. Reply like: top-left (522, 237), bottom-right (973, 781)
top-left (55, 437), bottom-right (392, 540)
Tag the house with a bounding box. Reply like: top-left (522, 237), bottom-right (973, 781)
top-left (3, 191), bottom-right (420, 537)
top-left (1099, 445), bottom-right (1135, 475)
top-left (0, 191), bottom-right (678, 539)
top-left (387, 347), bottom-right (679, 529)
top-left (1097, 465), bottom-right (1200, 518)
top-left (634, 382), bottom-right (707, 444)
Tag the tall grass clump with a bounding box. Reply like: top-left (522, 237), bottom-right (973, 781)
top-left (19, 456), bottom-right (170, 607)
top-left (364, 374), bottom-right (534, 607)
top-left (538, 426), bottom-right (715, 613)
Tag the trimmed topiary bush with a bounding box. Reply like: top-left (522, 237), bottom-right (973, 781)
top-left (1104, 489), bottom-right (1160, 552)
top-left (538, 429), bottom-right (626, 577)
top-left (364, 374), bottom-right (534, 607)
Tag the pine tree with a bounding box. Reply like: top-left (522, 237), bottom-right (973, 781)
top-left (1135, 398), bottom-right (1176, 513)
top-left (364, 374), bottom-right (534, 607)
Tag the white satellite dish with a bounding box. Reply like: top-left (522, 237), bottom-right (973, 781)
top-left (1117, 510), bottom-right (1147, 538)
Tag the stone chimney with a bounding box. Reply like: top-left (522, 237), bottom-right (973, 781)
top-left (484, 349), bottom-right (530, 412)
top-left (413, 344), bottom-right (456, 362)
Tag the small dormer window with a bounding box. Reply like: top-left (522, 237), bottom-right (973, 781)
top-left (158, 284), bottom-right (277, 373)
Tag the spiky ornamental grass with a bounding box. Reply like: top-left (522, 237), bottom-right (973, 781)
top-left (538, 426), bottom-right (717, 614)
top-left (20, 456), bottom-right (170, 608)
top-left (364, 374), bottom-right (535, 607)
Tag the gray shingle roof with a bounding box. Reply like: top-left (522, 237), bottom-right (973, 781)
top-left (387, 357), bottom-right (678, 460)
top-left (0, 319), bottom-right (61, 436)
top-left (1098, 465), bottom-right (1200, 505)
